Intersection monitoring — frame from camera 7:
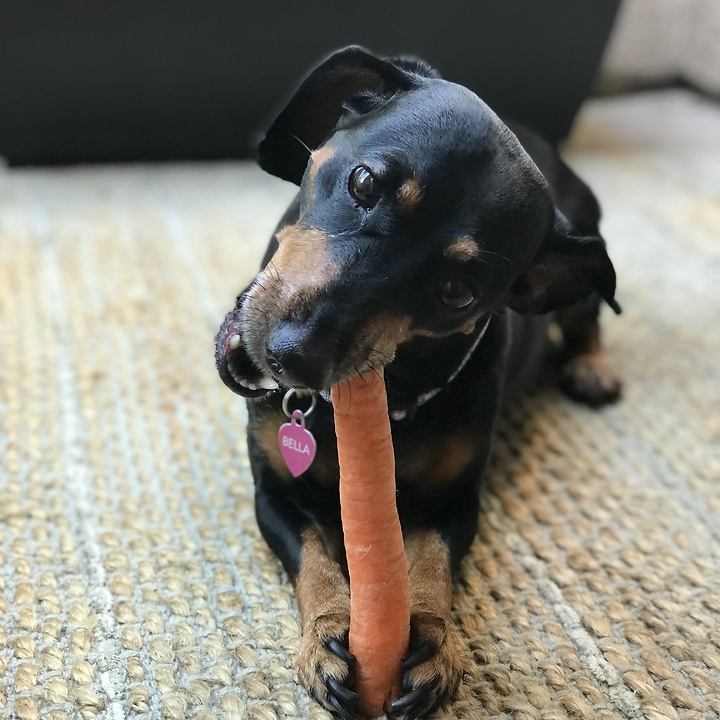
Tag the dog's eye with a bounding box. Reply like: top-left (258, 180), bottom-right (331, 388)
top-left (438, 280), bottom-right (475, 310)
top-left (348, 166), bottom-right (382, 209)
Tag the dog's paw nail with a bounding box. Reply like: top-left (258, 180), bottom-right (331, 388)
top-left (325, 636), bottom-right (355, 667)
top-left (327, 676), bottom-right (360, 707)
top-left (393, 613), bottom-right (464, 718)
top-left (402, 641), bottom-right (434, 672)
top-left (229, 333), bottom-right (241, 350)
top-left (391, 685), bottom-right (430, 719)
top-left (327, 692), bottom-right (357, 720)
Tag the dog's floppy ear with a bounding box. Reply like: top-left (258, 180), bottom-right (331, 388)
top-left (258, 46), bottom-right (419, 184)
top-left (506, 210), bottom-right (621, 315)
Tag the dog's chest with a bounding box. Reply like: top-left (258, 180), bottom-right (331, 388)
top-left (249, 399), bottom-right (481, 497)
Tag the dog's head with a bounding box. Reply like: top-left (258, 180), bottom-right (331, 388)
top-left (216, 47), bottom-right (619, 398)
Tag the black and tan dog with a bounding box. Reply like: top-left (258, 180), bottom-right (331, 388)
top-left (215, 47), bottom-right (621, 719)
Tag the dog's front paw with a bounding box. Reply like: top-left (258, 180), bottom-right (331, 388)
top-left (560, 352), bottom-right (622, 407)
top-left (297, 613), bottom-right (360, 719)
top-left (390, 612), bottom-right (465, 720)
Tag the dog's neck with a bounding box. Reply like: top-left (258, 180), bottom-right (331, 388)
top-left (384, 316), bottom-right (493, 422)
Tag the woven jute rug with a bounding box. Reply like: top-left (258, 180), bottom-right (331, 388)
top-left (1, 90), bottom-right (719, 720)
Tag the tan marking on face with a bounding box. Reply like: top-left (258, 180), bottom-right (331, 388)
top-left (339, 312), bottom-right (483, 382)
top-left (306, 146), bottom-right (335, 203)
top-left (397, 178), bottom-right (423, 210)
top-left (444, 236), bottom-right (480, 262)
top-left (273, 225), bottom-right (331, 278)
top-left (246, 225), bottom-right (339, 325)
top-left (460, 319), bottom-right (476, 335)
top-left (343, 314), bottom-right (414, 376)
top-left (412, 327), bottom-right (445, 338)
top-left (310, 145), bottom-right (335, 169)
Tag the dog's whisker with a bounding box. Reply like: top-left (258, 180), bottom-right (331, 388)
top-left (267, 261), bottom-right (282, 283)
top-left (292, 134), bottom-right (313, 156)
top-left (480, 249), bottom-right (510, 263)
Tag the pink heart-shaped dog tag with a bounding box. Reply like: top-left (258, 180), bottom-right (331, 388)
top-left (278, 410), bottom-right (317, 477)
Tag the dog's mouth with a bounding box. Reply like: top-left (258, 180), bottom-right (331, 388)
top-left (215, 310), bottom-right (280, 400)
top-left (216, 317), bottom-right (388, 403)
top-left (216, 317), bottom-right (380, 402)
top-left (216, 293), bottom-right (402, 401)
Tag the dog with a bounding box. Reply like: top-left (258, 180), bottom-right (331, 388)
top-left (215, 47), bottom-right (621, 720)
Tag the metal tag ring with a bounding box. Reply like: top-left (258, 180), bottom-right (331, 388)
top-left (282, 388), bottom-right (317, 419)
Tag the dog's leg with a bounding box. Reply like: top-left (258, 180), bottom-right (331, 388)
top-left (294, 527), bottom-right (360, 718)
top-left (556, 293), bottom-right (622, 406)
top-left (254, 478), bottom-right (358, 717)
top-left (389, 529), bottom-right (468, 719)
top-left (250, 433), bottom-right (359, 717)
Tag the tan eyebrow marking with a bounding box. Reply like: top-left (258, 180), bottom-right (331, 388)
top-left (306, 146), bottom-right (335, 203)
top-left (444, 236), bottom-right (480, 262)
top-left (310, 146), bottom-right (335, 168)
top-left (397, 178), bottom-right (423, 210)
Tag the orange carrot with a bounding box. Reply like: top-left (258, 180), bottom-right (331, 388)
top-left (332, 369), bottom-right (410, 717)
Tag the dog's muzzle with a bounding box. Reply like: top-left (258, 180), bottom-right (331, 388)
top-left (215, 301), bottom-right (279, 399)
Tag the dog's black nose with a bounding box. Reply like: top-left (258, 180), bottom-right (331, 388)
top-left (266, 320), bottom-right (332, 390)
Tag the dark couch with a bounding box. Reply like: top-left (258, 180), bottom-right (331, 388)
top-left (0, 0), bottom-right (620, 165)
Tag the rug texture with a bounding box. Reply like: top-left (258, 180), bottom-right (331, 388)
top-left (1, 90), bottom-right (719, 720)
